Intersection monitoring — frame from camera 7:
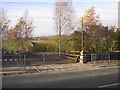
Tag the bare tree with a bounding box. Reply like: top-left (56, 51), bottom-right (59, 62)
top-left (7, 10), bottom-right (33, 51)
top-left (14, 10), bottom-right (33, 40)
top-left (54, 0), bottom-right (75, 59)
top-left (54, 0), bottom-right (75, 35)
top-left (0, 9), bottom-right (10, 40)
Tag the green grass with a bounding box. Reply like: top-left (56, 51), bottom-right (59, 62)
top-left (31, 40), bottom-right (47, 43)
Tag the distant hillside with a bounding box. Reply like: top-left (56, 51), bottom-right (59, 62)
top-left (32, 35), bottom-right (58, 40)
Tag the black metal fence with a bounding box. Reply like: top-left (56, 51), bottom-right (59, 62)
top-left (1, 50), bottom-right (120, 65)
top-left (2, 51), bottom-right (66, 67)
top-left (25, 52), bottom-right (66, 61)
top-left (83, 52), bottom-right (120, 63)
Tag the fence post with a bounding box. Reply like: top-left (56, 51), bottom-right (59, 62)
top-left (16, 52), bottom-right (19, 68)
top-left (23, 54), bottom-right (26, 72)
top-left (42, 52), bottom-right (45, 62)
top-left (17, 52), bottom-right (19, 69)
top-left (91, 53), bottom-right (92, 61)
top-left (108, 53), bottom-right (110, 63)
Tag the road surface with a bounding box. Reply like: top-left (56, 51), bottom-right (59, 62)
top-left (2, 66), bottom-right (119, 88)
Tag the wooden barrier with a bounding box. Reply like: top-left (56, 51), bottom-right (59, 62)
top-left (66, 51), bottom-right (81, 62)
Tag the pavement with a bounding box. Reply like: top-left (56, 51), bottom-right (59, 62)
top-left (1, 60), bottom-right (119, 76)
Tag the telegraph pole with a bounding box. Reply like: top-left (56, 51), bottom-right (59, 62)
top-left (81, 17), bottom-right (83, 52)
top-left (58, 26), bottom-right (61, 60)
top-left (118, 1), bottom-right (120, 28)
top-left (80, 17), bottom-right (84, 64)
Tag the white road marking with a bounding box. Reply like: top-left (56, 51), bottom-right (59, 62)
top-left (96, 65), bottom-right (119, 70)
top-left (99, 83), bottom-right (120, 88)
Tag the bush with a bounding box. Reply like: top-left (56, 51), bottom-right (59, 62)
top-left (31, 41), bottom-right (58, 53)
top-left (2, 40), bottom-right (33, 52)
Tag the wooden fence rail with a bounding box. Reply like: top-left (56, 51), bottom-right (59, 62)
top-left (65, 51), bottom-right (81, 62)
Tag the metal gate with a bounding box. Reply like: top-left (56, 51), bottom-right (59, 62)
top-left (2, 51), bottom-right (26, 71)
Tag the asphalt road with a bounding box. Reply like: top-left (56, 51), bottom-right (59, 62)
top-left (2, 66), bottom-right (119, 88)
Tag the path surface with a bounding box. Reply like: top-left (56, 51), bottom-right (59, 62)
top-left (2, 61), bottom-right (119, 75)
top-left (2, 66), bottom-right (119, 88)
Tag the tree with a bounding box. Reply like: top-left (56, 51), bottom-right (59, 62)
top-left (74, 6), bottom-right (119, 53)
top-left (70, 31), bottom-right (82, 51)
top-left (14, 11), bottom-right (33, 40)
top-left (108, 26), bottom-right (120, 51)
top-left (0, 9), bottom-right (10, 40)
top-left (78, 7), bottom-right (102, 52)
top-left (15, 10), bottom-right (33, 51)
top-left (79, 7), bottom-right (100, 32)
top-left (117, 28), bottom-right (120, 51)
top-left (6, 10), bottom-right (33, 51)
top-left (54, 0), bottom-right (75, 59)
top-left (54, 0), bottom-right (75, 35)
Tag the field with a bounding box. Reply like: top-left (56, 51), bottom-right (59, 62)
top-left (31, 40), bottom-right (47, 43)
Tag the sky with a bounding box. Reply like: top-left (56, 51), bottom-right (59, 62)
top-left (1, 0), bottom-right (120, 36)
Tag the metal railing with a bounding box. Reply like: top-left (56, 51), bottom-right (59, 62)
top-left (2, 51), bottom-right (26, 71)
top-left (65, 51), bottom-right (120, 63)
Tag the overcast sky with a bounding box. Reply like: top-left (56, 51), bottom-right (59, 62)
top-left (1, 0), bottom-right (119, 36)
